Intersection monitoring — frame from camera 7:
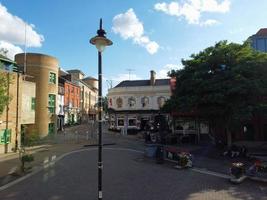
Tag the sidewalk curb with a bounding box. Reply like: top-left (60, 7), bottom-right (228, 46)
top-left (162, 156), bottom-right (267, 183)
top-left (191, 168), bottom-right (230, 179)
top-left (248, 176), bottom-right (267, 183)
top-left (0, 145), bottom-right (51, 162)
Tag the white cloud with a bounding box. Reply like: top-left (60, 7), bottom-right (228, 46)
top-left (0, 3), bottom-right (44, 60)
top-left (154, 0), bottom-right (231, 26)
top-left (0, 41), bottom-right (23, 60)
top-left (145, 41), bottom-right (159, 55)
top-left (156, 64), bottom-right (183, 79)
top-left (0, 4), bottom-right (44, 47)
top-left (112, 8), bottom-right (159, 54)
top-left (200, 19), bottom-right (219, 26)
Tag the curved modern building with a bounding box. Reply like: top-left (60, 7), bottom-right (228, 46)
top-left (15, 53), bottom-right (59, 137)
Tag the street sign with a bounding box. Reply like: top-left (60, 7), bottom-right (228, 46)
top-left (0, 129), bottom-right (11, 144)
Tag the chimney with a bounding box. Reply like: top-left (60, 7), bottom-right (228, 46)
top-left (150, 70), bottom-right (156, 86)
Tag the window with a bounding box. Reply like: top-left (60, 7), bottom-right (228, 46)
top-left (128, 97), bottom-right (136, 107)
top-left (157, 96), bottom-right (166, 108)
top-left (48, 94), bottom-right (56, 113)
top-left (141, 97), bottom-right (149, 107)
top-left (116, 97), bottom-right (123, 108)
top-left (128, 118), bottom-right (137, 126)
top-left (49, 72), bottom-right (56, 84)
top-left (117, 118), bottom-right (124, 126)
top-left (31, 97), bottom-right (36, 110)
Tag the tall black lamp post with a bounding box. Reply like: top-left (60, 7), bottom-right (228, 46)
top-left (90, 19), bottom-right (113, 200)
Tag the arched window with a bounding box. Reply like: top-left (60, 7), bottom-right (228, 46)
top-left (116, 97), bottom-right (123, 108)
top-left (157, 96), bottom-right (166, 108)
top-left (141, 97), bottom-right (149, 107)
top-left (128, 97), bottom-right (136, 107)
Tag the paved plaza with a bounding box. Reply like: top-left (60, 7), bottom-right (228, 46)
top-left (0, 146), bottom-right (267, 200)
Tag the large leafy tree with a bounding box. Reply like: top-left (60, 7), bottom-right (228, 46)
top-left (0, 61), bottom-right (10, 115)
top-left (165, 41), bottom-right (267, 146)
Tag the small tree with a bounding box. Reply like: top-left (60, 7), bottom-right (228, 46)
top-left (165, 41), bottom-right (267, 146)
top-left (0, 61), bottom-right (11, 115)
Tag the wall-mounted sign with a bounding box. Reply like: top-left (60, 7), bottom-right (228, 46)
top-left (0, 129), bottom-right (11, 144)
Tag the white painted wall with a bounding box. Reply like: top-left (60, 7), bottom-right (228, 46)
top-left (21, 80), bottom-right (36, 124)
top-left (107, 85), bottom-right (171, 111)
top-left (57, 94), bottom-right (64, 115)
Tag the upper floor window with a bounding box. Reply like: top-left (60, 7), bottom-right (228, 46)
top-left (141, 97), bottom-right (149, 107)
top-left (157, 96), bottom-right (166, 108)
top-left (49, 72), bottom-right (56, 84)
top-left (128, 97), bottom-right (136, 108)
top-left (116, 97), bottom-right (123, 108)
top-left (48, 94), bottom-right (56, 113)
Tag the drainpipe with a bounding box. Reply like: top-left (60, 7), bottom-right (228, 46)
top-left (15, 73), bottom-right (19, 151)
top-left (4, 72), bottom-right (10, 154)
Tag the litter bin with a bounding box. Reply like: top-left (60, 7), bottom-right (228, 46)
top-left (144, 144), bottom-right (158, 158)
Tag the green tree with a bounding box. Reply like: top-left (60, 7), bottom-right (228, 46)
top-left (94, 96), bottom-right (108, 114)
top-left (165, 41), bottom-right (267, 146)
top-left (0, 61), bottom-right (10, 115)
top-left (103, 96), bottom-right (108, 114)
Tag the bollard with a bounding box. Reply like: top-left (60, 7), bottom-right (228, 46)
top-left (75, 131), bottom-right (78, 143)
top-left (86, 131), bottom-right (89, 140)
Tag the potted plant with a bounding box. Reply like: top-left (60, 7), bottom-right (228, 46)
top-left (19, 148), bottom-right (34, 173)
top-left (230, 162), bottom-right (246, 183)
top-left (175, 152), bottom-right (193, 169)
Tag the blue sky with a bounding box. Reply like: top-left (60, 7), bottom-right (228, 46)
top-left (1, 0), bottom-right (267, 94)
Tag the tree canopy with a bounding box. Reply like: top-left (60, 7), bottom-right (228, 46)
top-left (0, 61), bottom-right (10, 115)
top-left (164, 41), bottom-right (267, 144)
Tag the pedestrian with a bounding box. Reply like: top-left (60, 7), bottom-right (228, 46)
top-left (144, 123), bottom-right (151, 143)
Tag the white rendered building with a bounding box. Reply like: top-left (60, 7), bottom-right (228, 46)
top-left (107, 71), bottom-right (171, 131)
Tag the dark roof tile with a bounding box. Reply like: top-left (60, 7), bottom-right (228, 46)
top-left (114, 79), bottom-right (170, 88)
top-left (256, 28), bottom-right (267, 36)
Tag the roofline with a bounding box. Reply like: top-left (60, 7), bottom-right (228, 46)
top-left (15, 52), bottom-right (58, 61)
top-left (83, 76), bottom-right (98, 81)
top-left (74, 79), bottom-right (98, 91)
top-left (67, 69), bottom-right (85, 76)
top-left (0, 55), bottom-right (16, 64)
top-left (114, 78), bottom-right (170, 88)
